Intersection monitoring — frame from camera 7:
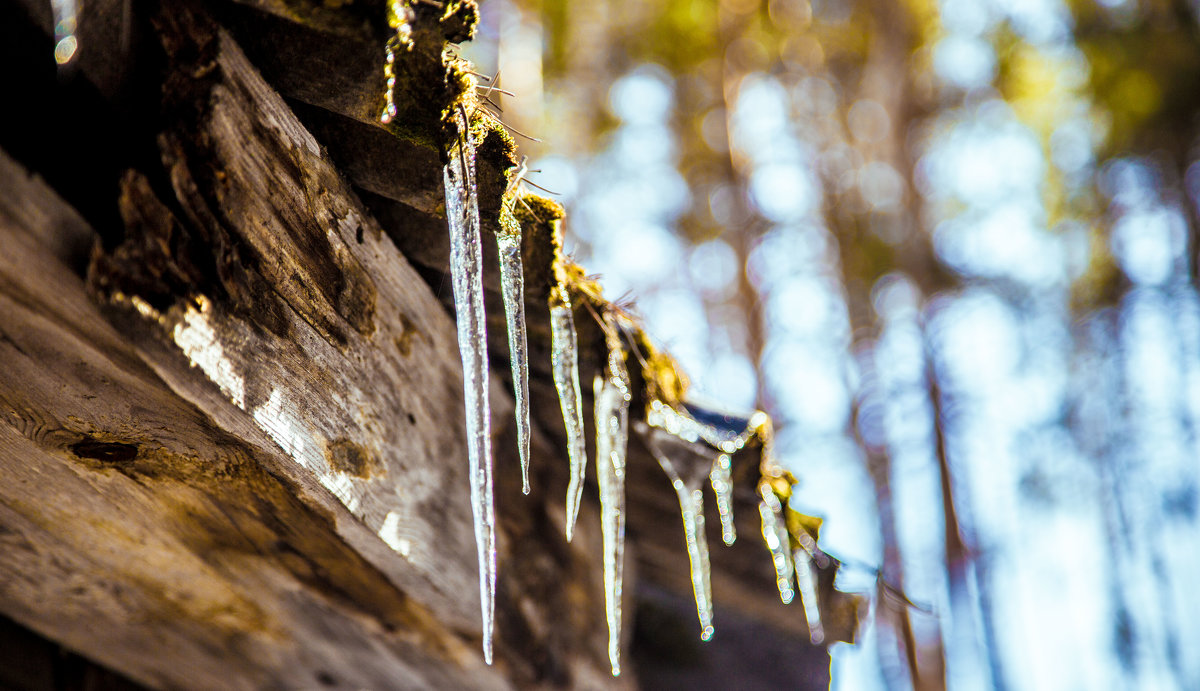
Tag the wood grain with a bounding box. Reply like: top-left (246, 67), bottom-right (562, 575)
top-left (0, 179), bottom-right (504, 689)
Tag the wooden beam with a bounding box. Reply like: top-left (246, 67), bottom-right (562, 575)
top-left (0, 161), bottom-right (503, 689)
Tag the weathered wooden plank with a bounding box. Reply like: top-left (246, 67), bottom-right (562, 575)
top-left (0, 190), bottom-right (503, 689)
top-left (93, 13), bottom-right (490, 629)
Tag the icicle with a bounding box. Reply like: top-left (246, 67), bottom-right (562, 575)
top-left (793, 547), bottom-right (825, 644)
top-left (646, 400), bottom-right (763, 467)
top-left (50, 0), bottom-right (78, 64)
top-left (709, 453), bottom-right (736, 546)
top-left (380, 1), bottom-right (415, 124)
top-left (758, 483), bottom-right (795, 604)
top-left (594, 319), bottom-right (631, 675)
top-left (550, 285), bottom-right (587, 541)
top-left (643, 429), bottom-right (715, 641)
top-left (497, 201), bottom-right (530, 493)
top-left (647, 400), bottom-right (738, 451)
top-left (443, 109), bottom-right (495, 664)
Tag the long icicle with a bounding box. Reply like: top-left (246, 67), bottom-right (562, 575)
top-left (595, 317), bottom-right (631, 675)
top-left (758, 482), bottom-right (795, 605)
top-left (550, 284), bottom-right (587, 541)
top-left (709, 453), bottom-right (736, 546)
top-left (443, 107), bottom-right (495, 664)
top-left (645, 432), bottom-right (715, 641)
top-left (497, 200), bottom-right (531, 493)
top-left (793, 547), bottom-right (825, 644)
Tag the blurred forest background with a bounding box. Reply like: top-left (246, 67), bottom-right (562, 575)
top-left (462, 0), bottom-right (1200, 688)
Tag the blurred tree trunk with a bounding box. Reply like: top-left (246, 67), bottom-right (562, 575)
top-left (817, 0), bottom-right (955, 687)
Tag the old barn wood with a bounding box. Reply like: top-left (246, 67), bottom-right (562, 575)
top-left (0, 0), bottom-right (828, 688)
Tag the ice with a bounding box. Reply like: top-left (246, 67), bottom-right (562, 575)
top-left (641, 399), bottom-right (765, 639)
top-left (550, 285), bottom-right (587, 541)
top-left (793, 548), bottom-right (825, 644)
top-left (443, 111), bottom-right (496, 664)
top-left (380, 39), bottom-right (398, 124)
top-left (379, 1), bottom-right (414, 124)
top-left (594, 320), bottom-right (632, 675)
top-left (758, 483), bottom-right (796, 604)
top-left (642, 427), bottom-right (716, 641)
top-left (595, 323), bottom-right (632, 669)
top-left (496, 206), bottom-right (531, 493)
top-left (647, 400), bottom-right (755, 453)
top-left (709, 453), bottom-right (736, 546)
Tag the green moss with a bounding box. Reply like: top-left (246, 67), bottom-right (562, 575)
top-left (438, 0), bottom-right (479, 44)
top-left (372, 2), bottom-right (482, 151)
top-left (518, 194), bottom-right (564, 222)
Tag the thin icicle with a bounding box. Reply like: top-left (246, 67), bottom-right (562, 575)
top-left (647, 400), bottom-right (728, 450)
top-left (594, 320), bottom-right (631, 675)
top-left (443, 109), bottom-right (495, 664)
top-left (550, 285), bottom-right (587, 541)
top-left (380, 1), bottom-right (414, 124)
top-left (758, 483), bottom-right (795, 604)
top-left (644, 431), bottom-right (715, 642)
top-left (648, 399), bottom-right (758, 454)
top-left (793, 547), bottom-right (825, 644)
top-left (496, 204), bottom-right (530, 493)
top-left (709, 453), bottom-right (736, 546)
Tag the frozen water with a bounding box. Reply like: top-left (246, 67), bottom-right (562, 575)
top-left (594, 322), bottom-right (632, 674)
top-left (550, 286), bottom-right (587, 541)
top-left (641, 424), bottom-right (716, 641)
top-left (496, 211), bottom-right (531, 493)
top-left (758, 483), bottom-right (796, 604)
top-left (443, 115), bottom-right (496, 664)
top-left (793, 548), bottom-right (825, 644)
top-left (709, 453), bottom-right (736, 546)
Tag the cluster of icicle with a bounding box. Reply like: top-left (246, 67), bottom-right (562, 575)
top-left (436, 102), bottom-right (845, 673)
top-left (755, 420), bottom-right (830, 645)
top-left (423, 32), bottom-right (842, 678)
top-left (643, 404), bottom-right (837, 648)
top-left (638, 400), bottom-right (756, 643)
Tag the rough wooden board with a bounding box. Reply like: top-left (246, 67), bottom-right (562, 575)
top-left (214, 0), bottom-right (394, 128)
top-left (208, 0), bottom-right (450, 214)
top-left (0, 210), bottom-right (505, 690)
top-left (105, 17), bottom-right (490, 630)
top-left (291, 101), bottom-right (448, 219)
